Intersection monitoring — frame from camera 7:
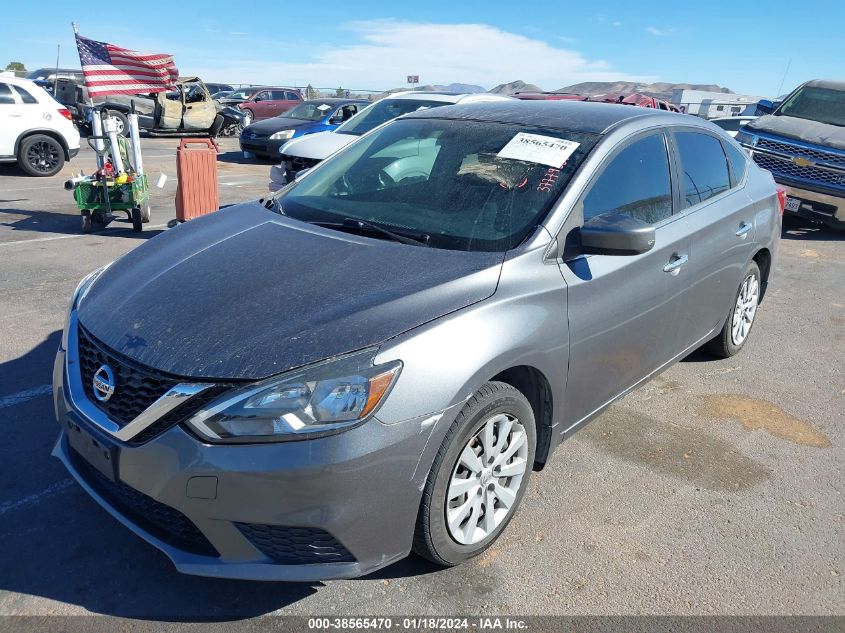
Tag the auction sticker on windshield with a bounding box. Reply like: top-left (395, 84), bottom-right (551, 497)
top-left (497, 133), bottom-right (580, 168)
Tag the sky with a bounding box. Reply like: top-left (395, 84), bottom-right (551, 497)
top-left (1, 0), bottom-right (842, 97)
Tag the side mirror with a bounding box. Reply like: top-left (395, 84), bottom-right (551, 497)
top-left (294, 168), bottom-right (312, 181)
top-left (579, 212), bottom-right (656, 256)
top-left (253, 96), bottom-right (263, 102)
top-left (756, 98), bottom-right (775, 115)
top-left (329, 116), bottom-right (343, 125)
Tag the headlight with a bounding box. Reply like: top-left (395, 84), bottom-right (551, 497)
top-left (185, 349), bottom-right (401, 443)
top-left (61, 263), bottom-right (111, 350)
top-left (269, 129), bottom-right (295, 141)
top-left (735, 129), bottom-right (757, 148)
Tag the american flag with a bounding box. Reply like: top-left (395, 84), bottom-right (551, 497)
top-left (75, 34), bottom-right (179, 97)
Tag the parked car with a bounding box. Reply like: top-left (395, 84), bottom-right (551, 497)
top-left (0, 75), bottom-right (80, 176)
top-left (272, 91), bottom-right (512, 186)
top-left (237, 87), bottom-right (303, 123)
top-left (711, 116), bottom-right (757, 138)
top-left (513, 91), bottom-right (586, 101)
top-left (54, 100), bottom-right (780, 580)
top-left (587, 92), bottom-right (681, 112)
top-left (204, 83), bottom-right (234, 96)
top-left (737, 79), bottom-right (845, 231)
top-left (26, 67), bottom-right (84, 87)
top-left (215, 87), bottom-right (261, 105)
top-left (94, 77), bottom-right (223, 137)
top-left (240, 99), bottom-right (368, 159)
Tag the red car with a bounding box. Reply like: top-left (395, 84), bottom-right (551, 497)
top-left (238, 87), bottom-right (303, 122)
top-left (587, 92), bottom-right (681, 112)
top-left (513, 91), bottom-right (586, 101)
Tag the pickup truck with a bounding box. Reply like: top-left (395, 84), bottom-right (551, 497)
top-left (736, 79), bottom-right (845, 231)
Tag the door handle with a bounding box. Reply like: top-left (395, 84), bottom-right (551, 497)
top-left (735, 222), bottom-right (752, 238)
top-left (663, 254), bottom-right (688, 274)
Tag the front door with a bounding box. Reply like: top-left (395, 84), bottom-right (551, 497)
top-left (181, 81), bottom-right (216, 130)
top-left (559, 131), bottom-right (691, 429)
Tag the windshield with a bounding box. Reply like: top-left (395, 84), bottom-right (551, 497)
top-left (777, 86), bottom-right (845, 127)
top-left (278, 118), bottom-right (598, 252)
top-left (223, 89), bottom-right (253, 100)
top-left (336, 98), bottom-right (449, 136)
top-left (282, 102), bottom-right (336, 121)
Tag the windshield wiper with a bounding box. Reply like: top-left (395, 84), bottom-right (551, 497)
top-left (308, 218), bottom-right (430, 247)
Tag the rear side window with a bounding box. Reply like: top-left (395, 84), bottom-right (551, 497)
top-left (0, 83), bottom-right (15, 105)
top-left (11, 85), bottom-right (37, 104)
top-left (583, 133), bottom-right (673, 224)
top-left (285, 91), bottom-right (301, 101)
top-left (676, 132), bottom-right (731, 208)
top-left (723, 140), bottom-right (748, 186)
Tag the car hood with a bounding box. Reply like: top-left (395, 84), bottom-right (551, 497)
top-left (747, 114), bottom-right (845, 151)
top-left (279, 131), bottom-right (357, 160)
top-left (77, 203), bottom-right (504, 380)
top-left (244, 118), bottom-right (318, 137)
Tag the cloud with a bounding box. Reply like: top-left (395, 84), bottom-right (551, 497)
top-left (187, 19), bottom-right (654, 90)
top-left (229, 31), bottom-right (248, 36)
top-left (612, 21), bottom-right (623, 27)
top-left (645, 26), bottom-right (678, 36)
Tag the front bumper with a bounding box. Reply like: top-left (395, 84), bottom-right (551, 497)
top-left (240, 137), bottom-right (289, 157)
top-left (53, 345), bottom-right (450, 581)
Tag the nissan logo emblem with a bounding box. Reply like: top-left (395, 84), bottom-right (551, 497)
top-left (92, 364), bottom-right (116, 402)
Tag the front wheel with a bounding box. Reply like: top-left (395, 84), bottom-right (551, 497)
top-left (131, 207), bottom-right (143, 232)
top-left (413, 382), bottom-right (536, 566)
top-left (705, 260), bottom-right (761, 358)
top-left (104, 110), bottom-right (130, 137)
top-left (18, 134), bottom-right (64, 177)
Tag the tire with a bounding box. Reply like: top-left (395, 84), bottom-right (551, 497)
top-left (413, 381), bottom-right (536, 566)
top-left (17, 134), bottom-right (65, 177)
top-left (241, 108), bottom-right (254, 125)
top-left (104, 110), bottom-right (130, 137)
top-left (209, 114), bottom-right (224, 138)
top-left (81, 212), bottom-right (92, 234)
top-left (704, 260), bottom-right (761, 358)
top-left (139, 199), bottom-right (151, 223)
top-left (131, 207), bottom-right (143, 232)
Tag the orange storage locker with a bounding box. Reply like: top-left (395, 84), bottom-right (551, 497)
top-left (175, 139), bottom-right (220, 221)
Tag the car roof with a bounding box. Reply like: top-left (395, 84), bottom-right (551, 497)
top-left (382, 91), bottom-right (511, 104)
top-left (402, 99), bottom-right (671, 134)
top-left (803, 79), bottom-right (845, 92)
top-left (2, 75), bottom-right (40, 88)
top-left (300, 98), bottom-right (369, 104)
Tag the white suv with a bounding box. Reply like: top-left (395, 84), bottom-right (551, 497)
top-left (270, 91), bottom-right (513, 190)
top-left (0, 75), bottom-right (80, 176)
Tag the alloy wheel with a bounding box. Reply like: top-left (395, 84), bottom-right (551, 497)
top-left (731, 273), bottom-right (759, 346)
top-left (446, 413), bottom-right (528, 545)
top-left (26, 140), bottom-right (60, 174)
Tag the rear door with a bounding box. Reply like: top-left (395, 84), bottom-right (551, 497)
top-left (670, 129), bottom-right (757, 348)
top-left (560, 130), bottom-right (691, 428)
top-left (0, 82), bottom-right (19, 155)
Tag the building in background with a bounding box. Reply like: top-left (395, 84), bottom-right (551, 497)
top-left (672, 89), bottom-right (768, 118)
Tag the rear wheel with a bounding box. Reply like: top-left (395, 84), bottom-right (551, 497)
top-left (81, 211), bottom-right (92, 233)
top-left (413, 382), bottom-right (536, 566)
top-left (139, 199), bottom-right (151, 223)
top-left (705, 260), bottom-right (761, 358)
top-left (18, 134), bottom-right (64, 177)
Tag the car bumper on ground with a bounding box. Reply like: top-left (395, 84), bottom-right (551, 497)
top-left (777, 181), bottom-right (845, 227)
top-left (52, 345), bottom-right (450, 581)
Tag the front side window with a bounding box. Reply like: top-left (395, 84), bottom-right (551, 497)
top-left (279, 118), bottom-right (599, 252)
top-left (582, 133), bottom-right (672, 224)
top-left (676, 131), bottom-right (730, 208)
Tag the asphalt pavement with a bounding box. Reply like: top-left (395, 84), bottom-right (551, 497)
top-left (0, 137), bottom-right (842, 619)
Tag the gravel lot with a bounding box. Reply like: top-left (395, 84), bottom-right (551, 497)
top-left (0, 137), bottom-right (842, 619)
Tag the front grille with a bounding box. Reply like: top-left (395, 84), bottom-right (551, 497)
top-left (77, 327), bottom-right (177, 427)
top-left (241, 141), bottom-right (267, 152)
top-left (756, 137), bottom-right (845, 169)
top-left (68, 445), bottom-right (219, 557)
top-left (235, 523), bottom-right (356, 565)
top-left (128, 384), bottom-right (230, 445)
top-left (752, 151), bottom-right (845, 190)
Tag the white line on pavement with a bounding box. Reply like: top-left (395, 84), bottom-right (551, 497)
top-left (0, 384), bottom-right (52, 410)
top-left (0, 224), bottom-right (169, 248)
top-left (0, 479), bottom-right (74, 516)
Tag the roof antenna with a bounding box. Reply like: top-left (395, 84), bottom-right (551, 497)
top-left (776, 58), bottom-right (792, 98)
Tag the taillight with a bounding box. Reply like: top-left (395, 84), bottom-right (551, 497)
top-left (776, 187), bottom-right (787, 215)
top-left (58, 108), bottom-right (72, 121)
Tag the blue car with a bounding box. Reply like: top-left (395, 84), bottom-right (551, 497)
top-left (240, 98), bottom-right (368, 159)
